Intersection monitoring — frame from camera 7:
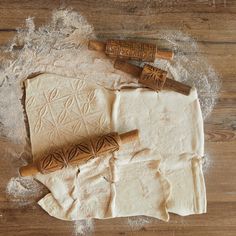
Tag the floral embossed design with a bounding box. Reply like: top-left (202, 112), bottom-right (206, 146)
top-left (48, 88), bottom-right (59, 102)
top-left (34, 106), bottom-right (48, 133)
top-left (25, 75), bottom-right (113, 161)
top-left (106, 40), bottom-right (156, 62)
top-left (94, 132), bottom-right (120, 155)
top-left (39, 149), bottom-right (66, 174)
top-left (37, 132), bottom-right (120, 173)
top-left (66, 142), bottom-right (93, 164)
top-left (139, 64), bottom-right (167, 91)
top-left (26, 96), bottom-right (36, 109)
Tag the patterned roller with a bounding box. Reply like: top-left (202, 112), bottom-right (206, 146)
top-left (88, 39), bottom-right (173, 61)
top-left (19, 130), bottom-right (139, 176)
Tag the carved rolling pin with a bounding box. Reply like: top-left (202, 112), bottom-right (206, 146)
top-left (88, 39), bottom-right (173, 62)
top-left (114, 60), bottom-right (191, 96)
top-left (19, 130), bottom-right (139, 177)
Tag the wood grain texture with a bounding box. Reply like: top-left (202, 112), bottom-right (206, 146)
top-left (0, 0), bottom-right (236, 235)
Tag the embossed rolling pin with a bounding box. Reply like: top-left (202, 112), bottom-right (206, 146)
top-left (19, 130), bottom-right (139, 177)
top-left (88, 39), bottom-right (174, 61)
top-left (114, 60), bottom-right (191, 96)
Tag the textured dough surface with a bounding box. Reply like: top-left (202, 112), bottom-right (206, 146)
top-left (24, 73), bottom-right (206, 221)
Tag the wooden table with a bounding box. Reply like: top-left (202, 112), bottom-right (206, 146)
top-left (0, 1), bottom-right (235, 235)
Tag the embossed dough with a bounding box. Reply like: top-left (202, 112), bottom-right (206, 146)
top-left (24, 73), bottom-right (206, 221)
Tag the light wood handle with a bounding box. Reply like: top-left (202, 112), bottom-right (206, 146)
top-left (120, 129), bottom-right (139, 144)
top-left (155, 50), bottom-right (174, 60)
top-left (19, 130), bottom-right (139, 177)
top-left (88, 39), bottom-right (173, 61)
top-left (114, 60), bottom-right (191, 96)
top-left (88, 40), bottom-right (106, 52)
top-left (19, 163), bottom-right (38, 177)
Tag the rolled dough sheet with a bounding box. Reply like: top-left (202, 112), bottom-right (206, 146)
top-left (113, 88), bottom-right (206, 216)
top-left (23, 73), bottom-right (206, 221)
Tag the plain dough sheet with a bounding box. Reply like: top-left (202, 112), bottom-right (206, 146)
top-left (23, 73), bottom-right (206, 221)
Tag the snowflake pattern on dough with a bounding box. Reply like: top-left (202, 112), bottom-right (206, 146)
top-left (24, 73), bottom-right (114, 160)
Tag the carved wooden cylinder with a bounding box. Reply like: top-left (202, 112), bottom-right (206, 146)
top-left (114, 60), bottom-right (191, 95)
top-left (38, 132), bottom-right (121, 174)
top-left (105, 39), bottom-right (156, 62)
top-left (19, 130), bottom-right (139, 176)
top-left (139, 64), bottom-right (167, 91)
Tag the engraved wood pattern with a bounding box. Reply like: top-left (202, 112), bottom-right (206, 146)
top-left (92, 132), bottom-right (120, 156)
top-left (105, 39), bottom-right (156, 62)
top-left (38, 149), bottom-right (67, 174)
top-left (139, 64), bottom-right (167, 91)
top-left (37, 132), bottom-right (121, 174)
top-left (114, 60), bottom-right (191, 95)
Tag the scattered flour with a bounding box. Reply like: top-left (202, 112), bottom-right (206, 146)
top-left (127, 216), bottom-right (153, 230)
top-left (74, 219), bottom-right (94, 236)
top-left (6, 177), bottom-right (44, 205)
top-left (0, 8), bottom-right (220, 233)
top-left (202, 153), bottom-right (213, 173)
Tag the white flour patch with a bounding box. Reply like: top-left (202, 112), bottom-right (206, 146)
top-left (127, 216), bottom-right (153, 230)
top-left (6, 177), bottom-right (44, 205)
top-left (202, 153), bottom-right (212, 173)
top-left (74, 219), bottom-right (94, 236)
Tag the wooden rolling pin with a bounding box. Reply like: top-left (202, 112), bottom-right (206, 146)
top-left (114, 60), bottom-right (192, 96)
top-left (88, 39), bottom-right (173, 62)
top-left (19, 130), bottom-right (139, 177)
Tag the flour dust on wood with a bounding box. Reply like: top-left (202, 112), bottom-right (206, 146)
top-left (6, 177), bottom-right (44, 206)
top-left (74, 219), bottom-right (94, 236)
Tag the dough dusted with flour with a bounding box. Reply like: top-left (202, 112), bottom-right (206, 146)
top-left (24, 73), bottom-right (206, 221)
top-left (114, 159), bottom-right (170, 220)
top-left (24, 73), bottom-right (115, 155)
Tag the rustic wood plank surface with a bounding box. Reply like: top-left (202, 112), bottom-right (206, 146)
top-left (0, 0), bottom-right (235, 235)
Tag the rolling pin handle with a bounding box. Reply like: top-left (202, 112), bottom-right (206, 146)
top-left (119, 129), bottom-right (139, 144)
top-left (88, 40), bottom-right (106, 52)
top-left (155, 50), bottom-right (174, 60)
top-left (19, 163), bottom-right (39, 177)
top-left (114, 60), bottom-right (142, 77)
